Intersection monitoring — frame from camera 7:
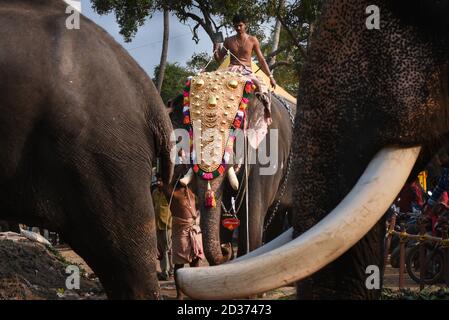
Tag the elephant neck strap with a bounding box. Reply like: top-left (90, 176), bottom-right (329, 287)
top-left (181, 71), bottom-right (254, 180)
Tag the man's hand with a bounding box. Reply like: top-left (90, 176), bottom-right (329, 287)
top-left (270, 76), bottom-right (277, 89)
top-left (213, 41), bottom-right (225, 63)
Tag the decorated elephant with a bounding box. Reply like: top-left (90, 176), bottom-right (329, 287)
top-left (0, 1), bottom-right (173, 299)
top-left (176, 0), bottom-right (449, 299)
top-left (168, 73), bottom-right (296, 266)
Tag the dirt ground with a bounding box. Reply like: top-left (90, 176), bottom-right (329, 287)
top-left (0, 233), bottom-right (428, 300)
top-left (383, 265), bottom-right (419, 289)
top-left (57, 249), bottom-right (420, 299)
top-left (58, 244), bottom-right (296, 300)
top-left (0, 233), bottom-right (103, 300)
top-left (0, 233), bottom-right (295, 300)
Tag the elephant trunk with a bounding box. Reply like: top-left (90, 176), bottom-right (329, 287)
top-left (198, 178), bottom-right (232, 266)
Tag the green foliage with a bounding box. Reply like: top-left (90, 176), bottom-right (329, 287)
top-left (274, 66), bottom-right (299, 96)
top-left (186, 52), bottom-right (219, 73)
top-left (91, 0), bottom-right (325, 97)
top-left (264, 0), bottom-right (323, 67)
top-left (91, 0), bottom-right (269, 43)
top-left (381, 287), bottom-right (449, 300)
top-left (256, 0), bottom-right (324, 93)
top-left (170, 0), bottom-right (269, 39)
top-left (91, 0), bottom-right (158, 42)
top-left (153, 62), bottom-right (190, 103)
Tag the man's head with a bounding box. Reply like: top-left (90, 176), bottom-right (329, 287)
top-left (232, 13), bottom-right (247, 35)
top-left (156, 175), bottom-right (163, 189)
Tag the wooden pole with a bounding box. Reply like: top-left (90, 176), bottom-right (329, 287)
top-left (399, 224), bottom-right (406, 289)
top-left (418, 218), bottom-right (427, 290)
top-left (441, 221), bottom-right (449, 287)
top-left (383, 213), bottom-right (396, 278)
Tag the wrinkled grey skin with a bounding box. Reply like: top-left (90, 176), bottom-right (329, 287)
top-left (0, 1), bottom-right (173, 299)
top-left (170, 95), bottom-right (295, 265)
top-left (292, 0), bottom-right (449, 299)
top-left (225, 96), bottom-right (295, 256)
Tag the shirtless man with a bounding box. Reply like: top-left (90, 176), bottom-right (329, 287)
top-left (213, 13), bottom-right (276, 89)
top-left (165, 182), bottom-right (204, 300)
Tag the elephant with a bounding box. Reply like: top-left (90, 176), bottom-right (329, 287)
top-left (0, 1), bottom-right (173, 299)
top-left (168, 87), bottom-right (296, 266)
top-left (175, 0), bottom-right (449, 299)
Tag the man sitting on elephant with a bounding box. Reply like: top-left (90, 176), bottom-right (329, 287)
top-left (213, 13), bottom-right (276, 145)
top-left (213, 14), bottom-right (276, 90)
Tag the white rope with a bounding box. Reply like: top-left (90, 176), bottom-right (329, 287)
top-left (164, 174), bottom-right (182, 238)
top-left (200, 45), bottom-right (254, 74)
top-left (244, 127), bottom-right (250, 254)
top-left (199, 48), bottom-right (219, 73)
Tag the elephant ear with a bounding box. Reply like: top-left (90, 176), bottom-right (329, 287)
top-left (245, 94), bottom-right (272, 150)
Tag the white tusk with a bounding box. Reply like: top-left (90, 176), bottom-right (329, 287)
top-left (176, 146), bottom-right (421, 299)
top-left (179, 168), bottom-right (193, 186)
top-left (230, 228), bottom-right (294, 263)
top-left (227, 167), bottom-right (239, 191)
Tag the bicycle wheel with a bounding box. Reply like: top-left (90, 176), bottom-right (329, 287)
top-left (406, 244), bottom-right (444, 285)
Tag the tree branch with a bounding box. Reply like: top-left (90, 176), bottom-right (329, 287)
top-left (192, 23), bottom-right (201, 44)
top-left (277, 15), bottom-right (307, 60)
top-left (184, 12), bottom-right (206, 28)
top-left (183, 11), bottom-right (215, 41)
top-left (199, 4), bottom-right (217, 36)
top-left (265, 43), bottom-right (290, 60)
top-left (269, 60), bottom-right (292, 70)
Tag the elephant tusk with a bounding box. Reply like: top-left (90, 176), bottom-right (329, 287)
top-left (179, 168), bottom-right (193, 186)
top-left (227, 167), bottom-right (239, 191)
top-left (176, 146), bottom-right (421, 299)
top-left (229, 228), bottom-right (294, 263)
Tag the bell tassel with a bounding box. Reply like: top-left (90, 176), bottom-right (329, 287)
top-left (205, 182), bottom-right (216, 208)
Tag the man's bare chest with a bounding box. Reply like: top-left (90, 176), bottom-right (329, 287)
top-left (227, 38), bottom-right (253, 57)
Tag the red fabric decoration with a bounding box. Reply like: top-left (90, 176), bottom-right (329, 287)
top-left (205, 182), bottom-right (216, 208)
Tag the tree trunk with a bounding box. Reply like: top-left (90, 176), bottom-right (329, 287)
top-left (268, 17), bottom-right (282, 67)
top-left (156, 8), bottom-right (169, 93)
top-left (268, 0), bottom-right (284, 68)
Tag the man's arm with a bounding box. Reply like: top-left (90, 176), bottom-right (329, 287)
top-left (213, 39), bottom-right (228, 63)
top-left (253, 37), bottom-right (276, 88)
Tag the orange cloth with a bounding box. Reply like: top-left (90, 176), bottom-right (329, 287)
top-left (172, 215), bottom-right (205, 264)
top-left (170, 186), bottom-right (205, 264)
